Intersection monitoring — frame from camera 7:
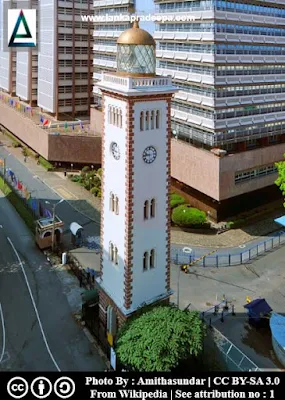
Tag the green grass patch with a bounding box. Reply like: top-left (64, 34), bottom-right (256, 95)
top-left (2, 128), bottom-right (22, 147)
top-left (39, 156), bottom-right (55, 171)
top-left (0, 176), bottom-right (35, 232)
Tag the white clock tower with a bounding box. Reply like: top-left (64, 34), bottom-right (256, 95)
top-left (96, 20), bottom-right (178, 337)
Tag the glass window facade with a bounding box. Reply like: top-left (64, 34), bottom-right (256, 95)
top-left (117, 44), bottom-right (156, 75)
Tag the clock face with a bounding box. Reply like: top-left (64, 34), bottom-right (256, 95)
top-left (111, 142), bottom-right (120, 160)
top-left (142, 146), bottom-right (157, 164)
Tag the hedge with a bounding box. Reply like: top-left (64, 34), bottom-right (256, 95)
top-left (170, 193), bottom-right (186, 209)
top-left (172, 205), bottom-right (206, 227)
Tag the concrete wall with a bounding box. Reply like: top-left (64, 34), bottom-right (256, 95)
top-left (90, 106), bottom-right (103, 134)
top-left (219, 144), bottom-right (285, 200)
top-left (0, 101), bottom-right (101, 164)
top-left (171, 138), bottom-right (220, 200)
top-left (0, 101), bottom-right (49, 158)
top-left (171, 138), bottom-right (285, 201)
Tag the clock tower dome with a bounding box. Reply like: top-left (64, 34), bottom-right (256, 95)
top-left (96, 20), bottom-right (178, 343)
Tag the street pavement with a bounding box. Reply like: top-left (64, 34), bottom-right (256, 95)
top-left (0, 191), bottom-right (106, 371)
top-left (1, 145), bottom-right (284, 263)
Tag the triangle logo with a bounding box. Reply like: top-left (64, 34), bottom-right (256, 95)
top-left (8, 9), bottom-right (36, 47)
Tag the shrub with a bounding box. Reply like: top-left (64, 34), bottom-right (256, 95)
top-left (12, 142), bottom-right (20, 148)
top-left (172, 205), bottom-right (206, 227)
top-left (170, 193), bottom-right (186, 209)
top-left (71, 175), bottom-right (81, 182)
top-left (39, 156), bottom-right (55, 171)
top-left (90, 187), bottom-right (99, 196)
top-left (22, 147), bottom-right (29, 156)
top-left (81, 166), bottom-right (90, 175)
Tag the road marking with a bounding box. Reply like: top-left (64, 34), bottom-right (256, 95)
top-left (0, 303), bottom-right (6, 364)
top-left (7, 237), bottom-right (61, 372)
top-left (54, 186), bottom-right (78, 200)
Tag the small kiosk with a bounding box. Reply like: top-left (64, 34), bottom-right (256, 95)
top-left (35, 216), bottom-right (64, 249)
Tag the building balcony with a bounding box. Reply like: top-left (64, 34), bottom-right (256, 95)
top-left (215, 74), bottom-right (285, 85)
top-left (216, 92), bottom-right (285, 108)
top-left (171, 108), bottom-right (215, 130)
top-left (215, 10), bottom-right (285, 26)
top-left (93, 72), bottom-right (102, 80)
top-left (215, 54), bottom-right (285, 64)
top-left (215, 111), bottom-right (285, 130)
top-left (154, 31), bottom-right (214, 42)
top-left (215, 32), bottom-right (285, 45)
top-left (174, 91), bottom-right (214, 108)
top-left (94, 0), bottom-right (133, 7)
top-left (157, 49), bottom-right (214, 64)
top-left (93, 30), bottom-right (123, 38)
top-left (93, 44), bottom-right (116, 53)
top-left (93, 59), bottom-right (116, 68)
top-left (156, 67), bottom-right (214, 86)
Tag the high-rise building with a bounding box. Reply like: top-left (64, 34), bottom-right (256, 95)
top-left (93, 1), bottom-right (285, 220)
top-left (97, 21), bottom-right (176, 334)
top-left (0, 0), bottom-right (17, 95)
top-left (0, 0), bottom-right (94, 118)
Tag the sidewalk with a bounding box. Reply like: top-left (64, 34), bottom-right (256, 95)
top-left (0, 131), bottom-right (284, 248)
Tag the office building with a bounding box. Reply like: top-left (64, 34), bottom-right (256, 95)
top-left (93, 0), bottom-right (285, 220)
top-left (0, 0), bottom-right (94, 118)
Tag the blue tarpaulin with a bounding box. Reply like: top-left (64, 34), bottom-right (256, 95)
top-left (270, 313), bottom-right (285, 349)
top-left (274, 216), bottom-right (285, 227)
top-left (244, 298), bottom-right (272, 321)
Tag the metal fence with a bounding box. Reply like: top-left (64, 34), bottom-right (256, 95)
top-left (171, 230), bottom-right (285, 267)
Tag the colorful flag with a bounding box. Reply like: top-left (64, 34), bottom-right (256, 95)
top-left (72, 124), bottom-right (74, 131)
top-left (17, 181), bottom-right (22, 190)
top-left (40, 116), bottom-right (44, 123)
top-left (64, 121), bottom-right (68, 130)
top-left (80, 121), bottom-right (84, 129)
top-left (25, 191), bottom-right (31, 200)
top-left (31, 199), bottom-right (37, 211)
top-left (43, 119), bottom-right (49, 126)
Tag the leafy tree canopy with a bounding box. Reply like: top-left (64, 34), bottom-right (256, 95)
top-left (275, 159), bottom-right (285, 204)
top-left (116, 305), bottom-right (206, 372)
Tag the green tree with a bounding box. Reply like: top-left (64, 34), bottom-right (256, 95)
top-left (275, 158), bottom-right (285, 205)
top-left (116, 305), bottom-right (206, 372)
top-left (172, 205), bottom-right (206, 227)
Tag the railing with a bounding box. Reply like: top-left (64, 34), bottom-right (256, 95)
top-left (171, 230), bottom-right (285, 267)
top-left (101, 73), bottom-right (173, 89)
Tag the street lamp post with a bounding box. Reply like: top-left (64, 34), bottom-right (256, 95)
top-left (46, 199), bottom-right (64, 252)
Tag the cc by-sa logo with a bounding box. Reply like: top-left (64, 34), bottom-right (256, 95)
top-left (7, 376), bottom-right (76, 399)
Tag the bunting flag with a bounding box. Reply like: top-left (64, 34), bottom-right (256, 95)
top-left (80, 121), bottom-right (84, 129)
top-left (44, 209), bottom-right (52, 218)
top-left (0, 159), bottom-right (4, 166)
top-left (40, 116), bottom-right (44, 123)
top-left (17, 181), bottom-right (22, 190)
top-left (43, 119), bottom-right (49, 126)
top-left (48, 121), bottom-right (51, 128)
top-left (25, 191), bottom-right (31, 200)
top-left (64, 121), bottom-right (68, 130)
top-left (72, 124), bottom-right (75, 131)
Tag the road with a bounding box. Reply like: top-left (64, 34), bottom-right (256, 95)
top-left (0, 191), bottom-right (106, 371)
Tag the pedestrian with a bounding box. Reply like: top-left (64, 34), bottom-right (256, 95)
top-left (64, 170), bottom-right (67, 177)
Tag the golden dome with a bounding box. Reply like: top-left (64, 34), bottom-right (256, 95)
top-left (117, 20), bottom-right (156, 46)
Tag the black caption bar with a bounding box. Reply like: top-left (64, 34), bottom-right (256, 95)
top-left (0, 373), bottom-right (283, 400)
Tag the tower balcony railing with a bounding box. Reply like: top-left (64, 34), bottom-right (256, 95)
top-left (101, 73), bottom-right (173, 89)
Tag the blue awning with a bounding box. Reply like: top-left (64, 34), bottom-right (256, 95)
top-left (274, 216), bottom-right (285, 227)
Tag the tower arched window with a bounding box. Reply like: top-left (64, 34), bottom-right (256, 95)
top-left (109, 242), bottom-right (114, 261)
top-left (145, 111), bottom-right (149, 130)
top-left (144, 200), bottom-right (149, 219)
top-left (115, 108), bottom-right (119, 126)
top-left (114, 246), bottom-right (118, 265)
top-left (115, 196), bottom-right (119, 215)
top-left (150, 198), bottom-right (155, 218)
top-left (108, 106), bottom-right (111, 123)
top-left (150, 249), bottom-right (155, 268)
top-left (119, 109), bottom-right (122, 128)
top-left (156, 110), bottom-right (160, 129)
top-left (151, 110), bottom-right (155, 129)
top-left (140, 111), bottom-right (144, 131)
top-left (143, 251), bottom-right (148, 271)
top-left (110, 192), bottom-right (115, 212)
